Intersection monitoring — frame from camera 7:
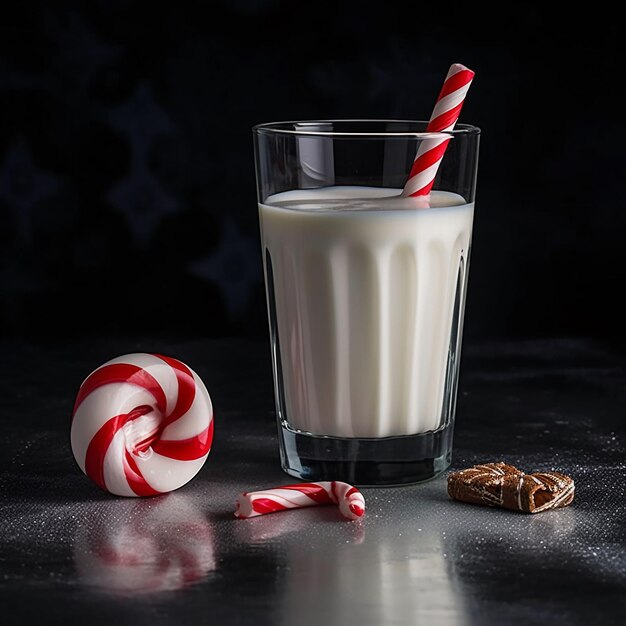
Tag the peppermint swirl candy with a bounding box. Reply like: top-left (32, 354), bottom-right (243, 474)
top-left (71, 353), bottom-right (213, 496)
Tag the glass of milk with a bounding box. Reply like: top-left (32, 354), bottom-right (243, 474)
top-left (253, 120), bottom-right (480, 485)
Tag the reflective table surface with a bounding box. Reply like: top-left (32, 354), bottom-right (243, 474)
top-left (1, 338), bottom-right (625, 625)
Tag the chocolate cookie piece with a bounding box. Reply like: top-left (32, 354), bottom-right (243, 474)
top-left (448, 462), bottom-right (575, 514)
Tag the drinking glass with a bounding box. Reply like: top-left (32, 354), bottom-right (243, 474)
top-left (253, 120), bottom-right (480, 485)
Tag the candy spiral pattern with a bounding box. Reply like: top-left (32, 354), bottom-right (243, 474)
top-left (71, 353), bottom-right (213, 496)
top-left (235, 481), bottom-right (365, 521)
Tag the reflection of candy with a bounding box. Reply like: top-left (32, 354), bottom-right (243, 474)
top-left (74, 494), bottom-right (215, 594)
top-left (71, 353), bottom-right (213, 496)
top-left (234, 505), bottom-right (367, 545)
top-left (235, 481), bottom-right (365, 521)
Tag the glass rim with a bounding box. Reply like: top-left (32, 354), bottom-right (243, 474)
top-left (252, 119), bottom-right (481, 138)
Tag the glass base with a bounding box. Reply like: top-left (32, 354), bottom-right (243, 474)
top-left (277, 421), bottom-right (454, 486)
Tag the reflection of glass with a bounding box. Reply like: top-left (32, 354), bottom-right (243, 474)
top-left (279, 530), bottom-right (465, 625)
top-left (235, 505), bottom-right (467, 625)
top-left (73, 494), bottom-right (215, 594)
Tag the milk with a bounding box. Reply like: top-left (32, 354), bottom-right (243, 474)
top-left (259, 186), bottom-right (473, 438)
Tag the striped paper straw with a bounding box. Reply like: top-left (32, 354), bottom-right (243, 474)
top-left (402, 63), bottom-right (475, 197)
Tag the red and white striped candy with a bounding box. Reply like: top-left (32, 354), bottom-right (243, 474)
top-left (235, 481), bottom-right (365, 521)
top-left (71, 353), bottom-right (214, 497)
top-left (402, 63), bottom-right (475, 197)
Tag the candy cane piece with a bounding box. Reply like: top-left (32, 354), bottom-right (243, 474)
top-left (235, 481), bottom-right (365, 521)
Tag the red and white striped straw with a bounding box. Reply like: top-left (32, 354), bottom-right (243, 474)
top-left (402, 63), bottom-right (475, 197)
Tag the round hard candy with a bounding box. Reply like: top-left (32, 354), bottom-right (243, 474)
top-left (70, 353), bottom-right (213, 496)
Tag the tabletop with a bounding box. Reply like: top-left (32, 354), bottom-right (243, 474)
top-left (1, 336), bottom-right (625, 625)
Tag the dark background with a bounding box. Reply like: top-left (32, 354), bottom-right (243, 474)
top-left (1, 2), bottom-right (623, 342)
